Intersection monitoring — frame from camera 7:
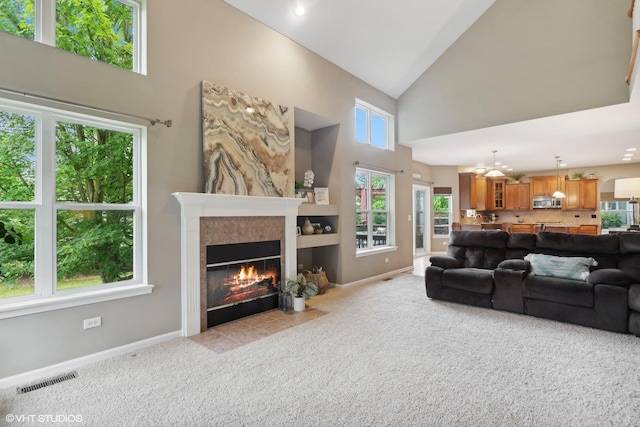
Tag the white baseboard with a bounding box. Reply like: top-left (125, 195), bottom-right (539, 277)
top-left (337, 266), bottom-right (414, 288)
top-left (0, 330), bottom-right (181, 390)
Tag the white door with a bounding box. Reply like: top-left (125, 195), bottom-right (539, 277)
top-left (413, 185), bottom-right (431, 256)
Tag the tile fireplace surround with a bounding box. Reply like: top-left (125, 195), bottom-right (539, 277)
top-left (173, 192), bottom-right (303, 337)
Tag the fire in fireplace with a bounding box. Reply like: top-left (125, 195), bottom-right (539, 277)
top-left (206, 240), bottom-right (281, 327)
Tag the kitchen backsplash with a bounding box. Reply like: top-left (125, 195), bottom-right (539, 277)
top-left (460, 209), bottom-right (599, 225)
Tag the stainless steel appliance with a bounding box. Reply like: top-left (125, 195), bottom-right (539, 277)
top-left (532, 195), bottom-right (562, 209)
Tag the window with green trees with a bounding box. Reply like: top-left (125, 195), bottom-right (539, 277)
top-left (0, 102), bottom-right (144, 302)
top-left (0, 0), bottom-right (144, 73)
top-left (433, 195), bottom-right (451, 236)
top-left (355, 169), bottom-right (393, 251)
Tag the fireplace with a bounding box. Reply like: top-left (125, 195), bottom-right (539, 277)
top-left (206, 240), bottom-right (281, 326)
top-left (173, 192), bottom-right (303, 336)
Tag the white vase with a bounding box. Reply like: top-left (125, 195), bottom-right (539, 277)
top-left (293, 296), bottom-right (305, 311)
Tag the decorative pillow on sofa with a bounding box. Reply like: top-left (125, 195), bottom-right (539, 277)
top-left (524, 253), bottom-right (598, 281)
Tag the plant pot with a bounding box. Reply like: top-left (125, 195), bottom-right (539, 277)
top-left (293, 296), bottom-right (305, 311)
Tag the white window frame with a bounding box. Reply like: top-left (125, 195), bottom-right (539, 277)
top-left (355, 167), bottom-right (397, 257)
top-left (355, 98), bottom-right (395, 151)
top-left (433, 194), bottom-right (452, 237)
top-left (28, 0), bottom-right (147, 74)
top-left (0, 97), bottom-right (152, 320)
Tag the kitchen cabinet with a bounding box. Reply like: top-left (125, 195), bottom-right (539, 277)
top-left (505, 183), bottom-right (531, 210)
top-left (510, 223), bottom-right (535, 233)
top-left (459, 173), bottom-right (477, 210)
top-left (475, 177), bottom-right (506, 210)
top-left (531, 175), bottom-right (563, 196)
top-left (564, 179), bottom-right (598, 210)
top-left (487, 178), bottom-right (507, 210)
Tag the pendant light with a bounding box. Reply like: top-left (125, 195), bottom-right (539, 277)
top-left (484, 150), bottom-right (505, 177)
top-left (552, 156), bottom-right (566, 199)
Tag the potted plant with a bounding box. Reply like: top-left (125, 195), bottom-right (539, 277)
top-left (507, 173), bottom-right (526, 183)
top-left (285, 273), bottom-right (318, 311)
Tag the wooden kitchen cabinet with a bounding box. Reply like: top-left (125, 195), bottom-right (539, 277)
top-left (475, 176), bottom-right (487, 211)
top-left (531, 175), bottom-right (562, 196)
top-left (458, 173), bottom-right (477, 210)
top-left (505, 183), bottom-right (531, 210)
top-left (564, 179), bottom-right (597, 210)
top-left (487, 178), bottom-right (507, 210)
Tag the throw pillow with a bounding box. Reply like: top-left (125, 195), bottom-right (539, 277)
top-left (524, 253), bottom-right (598, 281)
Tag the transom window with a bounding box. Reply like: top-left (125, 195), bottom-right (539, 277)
top-left (0, 98), bottom-right (149, 315)
top-left (0, 0), bottom-right (146, 73)
top-left (356, 168), bottom-right (394, 252)
top-left (355, 99), bottom-right (394, 150)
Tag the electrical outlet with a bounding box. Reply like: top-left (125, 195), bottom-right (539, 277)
top-left (83, 316), bottom-right (101, 329)
top-left (384, 257), bottom-right (389, 263)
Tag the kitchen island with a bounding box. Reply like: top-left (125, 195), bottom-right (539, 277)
top-left (460, 223), bottom-right (599, 235)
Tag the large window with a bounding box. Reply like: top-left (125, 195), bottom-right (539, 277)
top-left (355, 168), bottom-right (394, 252)
top-left (0, 98), bottom-right (150, 317)
top-left (600, 200), bottom-right (629, 230)
top-left (0, 0), bottom-right (145, 73)
top-left (355, 99), bottom-right (394, 150)
top-left (433, 194), bottom-right (452, 236)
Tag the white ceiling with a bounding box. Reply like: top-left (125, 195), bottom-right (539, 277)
top-left (224, 0), bottom-right (640, 172)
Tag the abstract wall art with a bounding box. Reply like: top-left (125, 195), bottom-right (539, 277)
top-left (202, 80), bottom-right (292, 197)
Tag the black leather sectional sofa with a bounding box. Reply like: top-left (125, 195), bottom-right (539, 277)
top-left (426, 230), bottom-right (640, 335)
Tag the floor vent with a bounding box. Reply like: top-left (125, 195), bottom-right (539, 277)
top-left (17, 371), bottom-right (78, 394)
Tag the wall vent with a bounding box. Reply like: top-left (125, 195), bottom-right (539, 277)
top-left (17, 371), bottom-right (78, 394)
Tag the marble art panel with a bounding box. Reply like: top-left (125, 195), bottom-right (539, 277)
top-left (202, 81), bottom-right (292, 197)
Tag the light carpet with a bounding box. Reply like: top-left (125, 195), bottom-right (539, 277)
top-left (2, 273), bottom-right (640, 426)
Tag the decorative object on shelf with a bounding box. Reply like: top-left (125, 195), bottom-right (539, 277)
top-left (314, 227), bottom-right (323, 234)
top-left (302, 218), bottom-right (314, 235)
top-left (570, 172), bottom-right (585, 180)
top-left (484, 150), bottom-right (505, 177)
top-left (507, 173), bottom-right (525, 183)
top-left (296, 226), bottom-right (302, 236)
top-left (285, 273), bottom-right (319, 311)
top-left (311, 222), bottom-right (321, 230)
top-left (552, 156), bottom-right (566, 199)
top-left (614, 177), bottom-right (640, 230)
top-left (303, 169), bottom-right (315, 188)
top-left (314, 187), bottom-right (329, 204)
top-left (297, 189), bottom-right (314, 203)
top-left (302, 266), bottom-right (329, 295)
top-left (323, 224), bottom-right (334, 233)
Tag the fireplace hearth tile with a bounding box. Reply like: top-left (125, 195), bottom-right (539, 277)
top-left (190, 308), bottom-right (327, 354)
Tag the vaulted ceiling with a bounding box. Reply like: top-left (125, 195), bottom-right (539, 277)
top-left (225, 0), bottom-right (640, 172)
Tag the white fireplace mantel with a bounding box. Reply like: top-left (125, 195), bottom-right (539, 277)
top-left (173, 192), bottom-right (304, 336)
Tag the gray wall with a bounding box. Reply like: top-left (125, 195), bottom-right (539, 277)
top-left (398, 0), bottom-right (630, 142)
top-left (0, 0), bottom-right (413, 379)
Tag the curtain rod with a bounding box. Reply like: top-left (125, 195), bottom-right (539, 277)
top-left (0, 87), bottom-right (172, 127)
top-left (353, 161), bottom-right (404, 174)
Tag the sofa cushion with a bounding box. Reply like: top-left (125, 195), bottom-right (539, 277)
top-left (442, 268), bottom-right (494, 294)
top-left (523, 275), bottom-right (594, 308)
top-left (497, 259), bottom-right (530, 271)
top-left (524, 253), bottom-right (597, 281)
top-left (629, 285), bottom-right (640, 312)
top-left (535, 232), bottom-right (620, 269)
top-left (429, 255), bottom-right (463, 269)
top-left (586, 268), bottom-right (633, 287)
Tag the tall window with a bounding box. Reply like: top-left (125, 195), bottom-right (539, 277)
top-left (355, 99), bottom-right (394, 150)
top-left (600, 200), bottom-right (628, 230)
top-left (355, 169), bottom-right (394, 252)
top-left (433, 192), bottom-right (452, 236)
top-left (0, 0), bottom-right (145, 73)
top-left (0, 99), bottom-right (147, 310)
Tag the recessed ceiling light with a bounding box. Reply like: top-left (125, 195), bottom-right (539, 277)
top-left (293, 5), bottom-right (306, 16)
top-left (624, 153), bottom-right (633, 157)
top-left (627, 148), bottom-right (637, 151)
top-left (623, 157), bottom-right (632, 161)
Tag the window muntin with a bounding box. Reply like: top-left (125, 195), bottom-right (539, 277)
top-left (356, 169), bottom-right (392, 251)
top-left (0, 99), bottom-right (143, 303)
top-left (433, 195), bottom-right (451, 236)
top-left (0, 0), bottom-right (144, 73)
top-left (354, 99), bottom-right (394, 150)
